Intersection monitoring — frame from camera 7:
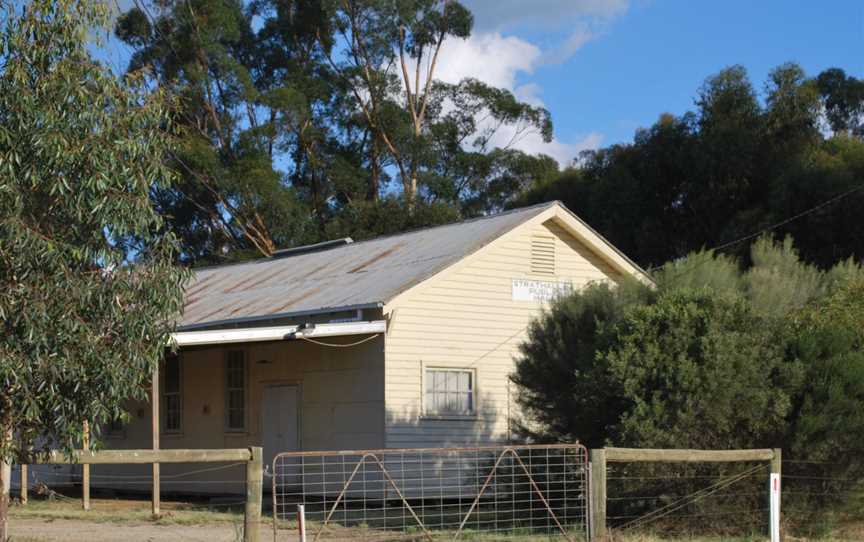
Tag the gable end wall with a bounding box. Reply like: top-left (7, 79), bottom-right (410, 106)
top-left (382, 217), bottom-right (622, 448)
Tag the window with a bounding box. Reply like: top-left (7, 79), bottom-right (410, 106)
top-left (425, 368), bottom-right (474, 416)
top-left (106, 416), bottom-right (125, 439)
top-left (225, 350), bottom-right (246, 431)
top-left (530, 234), bottom-right (556, 275)
top-left (163, 355), bottom-right (182, 433)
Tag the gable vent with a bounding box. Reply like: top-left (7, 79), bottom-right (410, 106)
top-left (530, 235), bottom-right (556, 275)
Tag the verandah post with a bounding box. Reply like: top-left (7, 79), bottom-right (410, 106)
top-left (589, 448), bottom-right (607, 541)
top-left (19, 465), bottom-right (27, 505)
top-left (82, 421), bottom-right (90, 511)
top-left (244, 446), bottom-right (263, 542)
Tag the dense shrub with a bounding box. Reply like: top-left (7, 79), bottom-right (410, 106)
top-left (513, 235), bottom-right (864, 454)
top-left (512, 238), bottom-right (864, 534)
top-left (511, 280), bottom-right (652, 448)
top-left (608, 288), bottom-right (800, 450)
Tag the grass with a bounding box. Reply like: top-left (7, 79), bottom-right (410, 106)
top-left (8, 495), bottom-right (245, 526)
top-left (611, 530), bottom-right (863, 541)
top-left (10, 497), bottom-right (864, 541)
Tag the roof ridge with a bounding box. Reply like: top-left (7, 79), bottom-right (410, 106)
top-left (319, 200), bottom-right (558, 252)
top-left (193, 201), bottom-right (559, 272)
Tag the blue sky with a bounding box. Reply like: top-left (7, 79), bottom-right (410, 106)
top-left (455, 0), bottom-right (864, 164)
top-left (98, 0), bottom-right (863, 167)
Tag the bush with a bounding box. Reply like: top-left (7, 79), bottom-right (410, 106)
top-left (511, 280), bottom-right (652, 448)
top-left (607, 288), bottom-right (800, 449)
top-left (513, 236), bottom-right (864, 452)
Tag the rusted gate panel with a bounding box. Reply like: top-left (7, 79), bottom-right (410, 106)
top-left (272, 444), bottom-right (588, 541)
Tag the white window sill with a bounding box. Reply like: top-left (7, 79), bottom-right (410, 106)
top-left (420, 413), bottom-right (478, 421)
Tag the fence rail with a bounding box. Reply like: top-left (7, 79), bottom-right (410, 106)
top-left (272, 444), bottom-right (589, 541)
top-left (589, 447), bottom-right (781, 542)
top-left (21, 447), bottom-right (263, 542)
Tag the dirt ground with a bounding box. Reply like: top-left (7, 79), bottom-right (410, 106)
top-left (9, 517), bottom-right (267, 542)
top-left (7, 496), bottom-right (864, 542)
top-left (6, 496), bottom-right (279, 542)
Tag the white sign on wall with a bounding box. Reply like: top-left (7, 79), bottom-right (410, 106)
top-left (511, 278), bottom-right (573, 302)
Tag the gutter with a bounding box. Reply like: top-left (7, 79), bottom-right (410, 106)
top-left (171, 320), bottom-right (386, 347)
top-left (176, 302), bottom-right (384, 332)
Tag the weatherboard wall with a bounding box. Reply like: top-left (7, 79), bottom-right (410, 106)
top-left (93, 335), bottom-right (385, 494)
top-left (382, 216), bottom-right (622, 448)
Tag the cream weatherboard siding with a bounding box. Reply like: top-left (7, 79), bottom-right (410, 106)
top-left (382, 217), bottom-right (623, 449)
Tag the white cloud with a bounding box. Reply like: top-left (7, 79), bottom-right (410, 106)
top-left (489, 127), bottom-right (604, 167)
top-left (403, 1), bottom-right (632, 167)
top-left (426, 31), bottom-right (603, 167)
top-left (513, 83), bottom-right (544, 106)
top-left (432, 32), bottom-right (541, 89)
top-left (539, 22), bottom-right (600, 65)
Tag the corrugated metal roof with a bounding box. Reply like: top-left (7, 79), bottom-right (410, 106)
top-left (180, 202), bottom-right (556, 329)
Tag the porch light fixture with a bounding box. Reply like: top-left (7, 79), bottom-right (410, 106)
top-left (295, 322), bottom-right (316, 336)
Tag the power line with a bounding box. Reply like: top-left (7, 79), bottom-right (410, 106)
top-left (649, 179), bottom-right (864, 276)
top-left (711, 181), bottom-right (864, 254)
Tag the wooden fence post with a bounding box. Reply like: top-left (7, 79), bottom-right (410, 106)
top-left (771, 448), bottom-right (782, 478)
top-left (244, 446), bottom-right (263, 542)
top-left (19, 465), bottom-right (27, 505)
top-left (589, 449), bottom-right (607, 541)
top-left (82, 421), bottom-right (90, 511)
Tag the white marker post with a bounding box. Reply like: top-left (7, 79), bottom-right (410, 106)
top-left (769, 472), bottom-right (781, 542)
top-left (297, 504), bottom-right (307, 542)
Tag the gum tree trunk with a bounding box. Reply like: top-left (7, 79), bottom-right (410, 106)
top-left (0, 459), bottom-right (8, 542)
top-left (0, 414), bottom-right (12, 542)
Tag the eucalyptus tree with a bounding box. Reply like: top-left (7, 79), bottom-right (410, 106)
top-left (517, 63), bottom-right (864, 270)
top-left (320, 0), bottom-right (555, 212)
top-left (0, 1), bottom-right (186, 537)
top-left (116, 0), bottom-right (561, 261)
top-left (817, 67), bottom-right (864, 136)
top-left (116, 0), bottom-right (312, 261)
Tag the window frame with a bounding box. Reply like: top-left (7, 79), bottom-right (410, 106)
top-left (421, 366), bottom-right (477, 420)
top-left (104, 416), bottom-right (126, 440)
top-left (224, 349), bottom-right (248, 433)
top-left (162, 355), bottom-right (183, 434)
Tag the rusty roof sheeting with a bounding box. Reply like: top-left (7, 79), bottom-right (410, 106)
top-left (179, 202), bottom-right (556, 329)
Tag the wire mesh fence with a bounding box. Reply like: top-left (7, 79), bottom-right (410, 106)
top-left (14, 463), bottom-right (253, 517)
top-left (781, 457), bottom-right (864, 539)
top-left (272, 444), bottom-right (589, 541)
top-left (604, 461), bottom-right (770, 538)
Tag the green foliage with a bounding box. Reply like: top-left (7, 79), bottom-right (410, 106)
top-left (655, 236), bottom-right (864, 317)
top-left (114, 0), bottom-right (554, 264)
top-left (115, 0), bottom-right (312, 263)
top-left (816, 68), bottom-right (864, 136)
top-left (511, 281), bottom-right (653, 448)
top-left (653, 250), bottom-right (742, 296)
top-left (788, 280), bottom-right (864, 466)
top-left (0, 0), bottom-right (186, 457)
top-left (514, 237), bottom-right (864, 457)
top-left (744, 236), bottom-right (831, 316)
top-left (608, 288), bottom-right (798, 449)
top-left (517, 63), bottom-right (864, 270)
top-left (321, 196), bottom-right (460, 241)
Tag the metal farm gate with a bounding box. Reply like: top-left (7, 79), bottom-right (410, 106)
top-left (272, 444), bottom-right (588, 541)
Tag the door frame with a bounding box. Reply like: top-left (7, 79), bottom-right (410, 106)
top-left (260, 381), bottom-right (303, 452)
